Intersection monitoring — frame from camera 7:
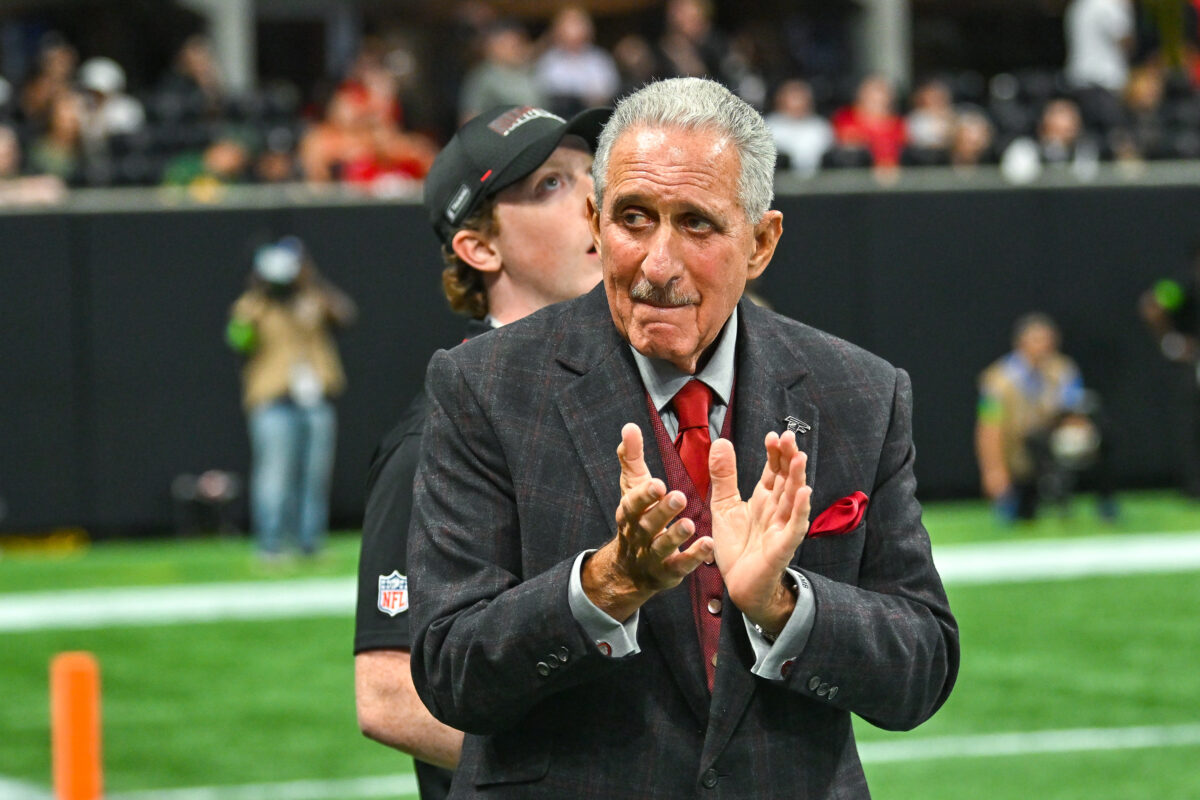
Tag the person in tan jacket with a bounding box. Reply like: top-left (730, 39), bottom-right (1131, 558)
top-left (227, 238), bottom-right (356, 557)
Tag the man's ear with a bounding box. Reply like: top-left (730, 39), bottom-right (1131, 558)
top-left (450, 228), bottom-right (502, 274)
top-left (586, 194), bottom-right (602, 256)
top-left (747, 210), bottom-right (783, 280)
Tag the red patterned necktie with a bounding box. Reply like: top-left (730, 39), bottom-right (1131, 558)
top-left (672, 379), bottom-right (712, 498)
top-left (672, 379), bottom-right (723, 691)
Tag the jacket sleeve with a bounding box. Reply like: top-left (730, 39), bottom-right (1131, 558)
top-left (407, 350), bottom-right (625, 735)
top-left (792, 367), bottom-right (960, 731)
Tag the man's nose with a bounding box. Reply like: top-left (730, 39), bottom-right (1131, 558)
top-left (641, 224), bottom-right (684, 285)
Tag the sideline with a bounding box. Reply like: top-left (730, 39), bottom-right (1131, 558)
top-left (3, 532), bottom-right (1200, 632)
top-left (7, 723), bottom-right (1197, 800)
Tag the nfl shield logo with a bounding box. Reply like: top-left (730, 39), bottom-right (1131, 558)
top-left (377, 571), bottom-right (409, 616)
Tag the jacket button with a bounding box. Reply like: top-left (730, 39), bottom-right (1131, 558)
top-left (817, 683), bottom-right (830, 697)
top-left (546, 654), bottom-right (560, 669)
top-left (808, 675), bottom-right (821, 691)
top-left (827, 686), bottom-right (839, 700)
top-left (536, 662), bottom-right (550, 677)
top-left (701, 768), bottom-right (719, 788)
top-left (557, 646), bottom-right (570, 662)
top-left (780, 659), bottom-right (795, 678)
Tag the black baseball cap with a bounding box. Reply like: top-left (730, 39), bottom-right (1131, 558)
top-left (424, 105), bottom-right (612, 245)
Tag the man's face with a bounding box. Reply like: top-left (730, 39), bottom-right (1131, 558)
top-left (490, 142), bottom-right (601, 309)
top-left (590, 125), bottom-right (782, 374)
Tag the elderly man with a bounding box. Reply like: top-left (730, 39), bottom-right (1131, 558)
top-left (409, 78), bottom-right (958, 798)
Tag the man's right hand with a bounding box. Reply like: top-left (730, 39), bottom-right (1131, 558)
top-left (581, 423), bottom-right (713, 622)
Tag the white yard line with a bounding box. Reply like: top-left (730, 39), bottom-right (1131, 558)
top-left (107, 774), bottom-right (418, 800)
top-left (2, 532), bottom-right (1200, 632)
top-left (858, 722), bottom-right (1200, 763)
top-left (11, 723), bottom-right (1200, 800)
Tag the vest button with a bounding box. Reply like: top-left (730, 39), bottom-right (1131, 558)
top-left (706, 598), bottom-right (722, 615)
top-left (711, 653), bottom-right (718, 668)
top-left (701, 768), bottom-right (719, 788)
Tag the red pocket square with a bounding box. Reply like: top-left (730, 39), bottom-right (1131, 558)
top-left (808, 491), bottom-right (869, 537)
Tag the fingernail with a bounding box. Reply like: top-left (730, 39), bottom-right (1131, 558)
top-left (668, 494), bottom-right (684, 509)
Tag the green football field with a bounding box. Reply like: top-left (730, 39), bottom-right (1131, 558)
top-left (2, 491), bottom-right (1198, 799)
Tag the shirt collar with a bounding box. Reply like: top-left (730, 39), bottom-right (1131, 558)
top-left (630, 306), bottom-right (738, 411)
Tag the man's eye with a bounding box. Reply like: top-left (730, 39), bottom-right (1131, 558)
top-left (539, 175), bottom-right (563, 192)
top-left (684, 216), bottom-right (713, 233)
top-left (621, 210), bottom-right (648, 226)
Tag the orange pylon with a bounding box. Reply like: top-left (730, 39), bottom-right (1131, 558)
top-left (50, 652), bottom-right (102, 800)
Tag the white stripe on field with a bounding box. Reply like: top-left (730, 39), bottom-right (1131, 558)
top-left (107, 774), bottom-right (418, 800)
top-left (17, 724), bottom-right (1200, 800)
top-left (0, 577), bottom-right (355, 632)
top-left (932, 531), bottom-right (1200, 584)
top-left (3, 532), bottom-right (1200, 632)
top-left (858, 722), bottom-right (1200, 763)
top-left (0, 776), bottom-right (52, 800)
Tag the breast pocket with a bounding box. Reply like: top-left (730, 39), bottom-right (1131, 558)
top-left (796, 522), bottom-right (866, 583)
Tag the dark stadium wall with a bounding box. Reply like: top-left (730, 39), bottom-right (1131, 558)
top-left (0, 186), bottom-right (1190, 535)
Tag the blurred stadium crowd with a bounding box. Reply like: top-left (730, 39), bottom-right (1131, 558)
top-left (4, 0), bottom-right (1200, 203)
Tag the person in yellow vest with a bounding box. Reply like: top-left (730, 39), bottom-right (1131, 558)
top-left (227, 238), bottom-right (356, 558)
top-left (976, 312), bottom-right (1114, 520)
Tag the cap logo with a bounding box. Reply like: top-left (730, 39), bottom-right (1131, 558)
top-left (487, 106), bottom-right (565, 136)
top-left (445, 184), bottom-right (472, 223)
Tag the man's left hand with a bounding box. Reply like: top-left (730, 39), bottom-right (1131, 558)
top-left (709, 430), bottom-right (811, 636)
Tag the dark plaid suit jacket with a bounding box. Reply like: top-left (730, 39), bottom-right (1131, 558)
top-left (409, 284), bottom-right (959, 799)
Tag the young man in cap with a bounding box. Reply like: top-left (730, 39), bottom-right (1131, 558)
top-left (354, 104), bottom-right (610, 799)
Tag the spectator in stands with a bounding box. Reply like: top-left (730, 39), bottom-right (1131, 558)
top-left (78, 57), bottom-right (145, 139)
top-left (227, 238), bottom-right (357, 560)
top-left (27, 90), bottom-right (87, 185)
top-left (0, 122), bottom-right (66, 205)
top-left (904, 78), bottom-right (956, 164)
top-left (458, 20), bottom-right (544, 125)
top-left (1139, 247), bottom-right (1200, 498)
top-left (162, 128), bottom-right (253, 196)
top-left (764, 78), bottom-right (832, 177)
top-left (1111, 64), bottom-right (1171, 161)
top-left (157, 34), bottom-right (225, 121)
top-left (1064, 0), bottom-right (1134, 131)
top-left (656, 0), bottom-right (728, 82)
top-left (535, 5), bottom-right (619, 117)
top-left (299, 83), bottom-right (436, 189)
top-left (976, 312), bottom-right (1116, 521)
top-left (831, 74), bottom-right (907, 169)
top-left (612, 33), bottom-right (658, 97)
top-left (19, 32), bottom-right (77, 129)
top-left (1000, 98), bottom-right (1100, 183)
top-left (948, 107), bottom-right (998, 172)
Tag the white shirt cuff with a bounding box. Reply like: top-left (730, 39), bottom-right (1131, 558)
top-left (568, 550), bottom-right (641, 658)
top-left (744, 568), bottom-right (816, 680)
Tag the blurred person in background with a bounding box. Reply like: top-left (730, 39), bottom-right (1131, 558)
top-left (903, 77), bottom-right (956, 164)
top-left (976, 313), bottom-right (1116, 521)
top-left (0, 122), bottom-right (66, 204)
top-left (355, 103), bottom-right (610, 800)
top-left (162, 128), bottom-right (254, 195)
top-left (612, 33), bottom-right (658, 97)
top-left (535, 5), bottom-right (619, 117)
top-left (157, 34), bottom-right (226, 120)
top-left (1139, 247), bottom-right (1200, 498)
top-left (78, 57), bottom-right (145, 139)
top-left (1110, 64), bottom-right (1171, 162)
top-left (655, 0), bottom-right (729, 81)
top-left (831, 74), bottom-right (907, 170)
top-left (19, 32), bottom-right (77, 128)
top-left (27, 90), bottom-right (87, 185)
top-left (947, 107), bottom-right (998, 172)
top-left (1064, 0), bottom-right (1134, 132)
top-left (227, 238), bottom-right (357, 560)
top-left (764, 78), bottom-right (832, 177)
top-left (1000, 97), bottom-right (1101, 183)
top-left (458, 20), bottom-right (545, 125)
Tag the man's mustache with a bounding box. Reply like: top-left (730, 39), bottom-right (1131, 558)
top-left (629, 279), bottom-right (699, 307)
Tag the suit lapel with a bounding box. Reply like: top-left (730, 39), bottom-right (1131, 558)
top-left (702, 299), bottom-right (820, 765)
